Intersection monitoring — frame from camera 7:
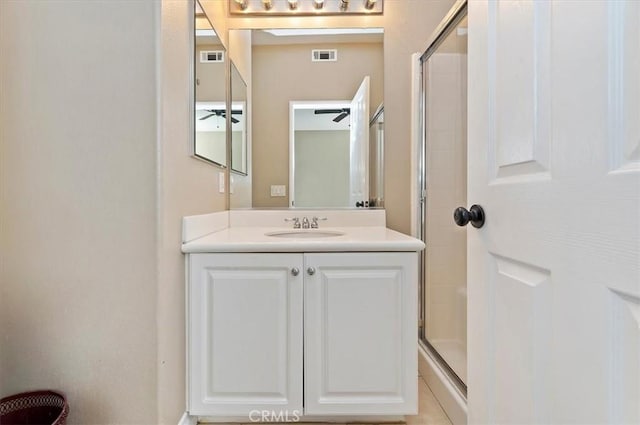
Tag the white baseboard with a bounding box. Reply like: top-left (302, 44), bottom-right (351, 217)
top-left (418, 344), bottom-right (467, 425)
top-left (178, 412), bottom-right (197, 425)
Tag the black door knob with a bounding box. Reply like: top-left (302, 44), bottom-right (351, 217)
top-left (453, 204), bottom-right (485, 228)
top-left (355, 201), bottom-right (364, 207)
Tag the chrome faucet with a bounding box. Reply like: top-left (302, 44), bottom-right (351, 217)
top-left (311, 216), bottom-right (327, 228)
top-left (284, 217), bottom-right (301, 229)
top-left (301, 217), bottom-right (310, 229)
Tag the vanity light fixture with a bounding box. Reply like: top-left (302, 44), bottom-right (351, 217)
top-left (234, 0), bottom-right (248, 10)
top-left (229, 0), bottom-right (382, 15)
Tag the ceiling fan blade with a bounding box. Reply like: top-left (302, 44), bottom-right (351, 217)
top-left (231, 110), bottom-right (243, 115)
top-left (199, 113), bottom-right (215, 120)
top-left (231, 117), bottom-right (240, 124)
top-left (315, 109), bottom-right (343, 115)
top-left (333, 112), bottom-right (349, 122)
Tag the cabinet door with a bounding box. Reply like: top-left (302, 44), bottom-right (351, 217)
top-left (188, 253), bottom-right (303, 416)
top-left (304, 252), bottom-right (418, 415)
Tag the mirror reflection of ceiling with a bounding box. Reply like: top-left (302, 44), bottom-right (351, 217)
top-left (195, 11), bottom-right (219, 46)
top-left (295, 108), bottom-right (351, 131)
top-left (252, 28), bottom-right (383, 45)
top-left (195, 30), bottom-right (220, 46)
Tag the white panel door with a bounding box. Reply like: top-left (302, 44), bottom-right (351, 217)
top-left (188, 253), bottom-right (303, 416)
top-left (304, 252), bottom-right (418, 415)
top-left (349, 76), bottom-right (370, 207)
top-left (468, 1), bottom-right (640, 424)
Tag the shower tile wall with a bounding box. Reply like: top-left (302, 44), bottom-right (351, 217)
top-left (425, 52), bottom-right (468, 382)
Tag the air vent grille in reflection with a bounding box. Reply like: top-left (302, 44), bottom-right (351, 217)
top-left (200, 50), bottom-right (225, 63)
top-left (311, 49), bottom-right (337, 62)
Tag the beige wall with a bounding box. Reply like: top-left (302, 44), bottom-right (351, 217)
top-left (195, 44), bottom-right (226, 101)
top-left (157, 1), bottom-right (227, 424)
top-left (0, 1), bottom-right (158, 423)
top-left (228, 0), bottom-right (455, 231)
top-left (0, 1), bottom-right (227, 424)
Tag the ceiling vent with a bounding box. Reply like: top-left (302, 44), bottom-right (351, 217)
top-left (200, 50), bottom-right (225, 63)
top-left (312, 49), bottom-right (337, 62)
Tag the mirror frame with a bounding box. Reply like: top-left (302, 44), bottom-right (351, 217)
top-left (230, 60), bottom-right (248, 176)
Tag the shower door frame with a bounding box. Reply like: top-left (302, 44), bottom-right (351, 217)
top-left (417, 0), bottom-right (468, 399)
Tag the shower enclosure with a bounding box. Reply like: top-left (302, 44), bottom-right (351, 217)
top-left (418, 0), bottom-right (468, 399)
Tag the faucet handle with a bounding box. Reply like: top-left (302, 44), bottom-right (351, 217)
top-left (311, 216), bottom-right (327, 228)
top-left (284, 217), bottom-right (301, 228)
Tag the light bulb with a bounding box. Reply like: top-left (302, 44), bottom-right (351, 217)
top-left (288, 0), bottom-right (298, 10)
top-left (234, 0), bottom-right (248, 10)
top-left (262, 0), bottom-right (273, 10)
top-left (364, 0), bottom-right (376, 10)
top-left (340, 0), bottom-right (349, 11)
top-left (313, 0), bottom-right (324, 10)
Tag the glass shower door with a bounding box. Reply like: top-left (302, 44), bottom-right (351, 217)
top-left (419, 14), bottom-right (468, 387)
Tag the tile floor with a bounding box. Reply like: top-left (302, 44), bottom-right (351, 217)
top-left (212, 375), bottom-right (452, 425)
top-left (405, 375), bottom-right (452, 425)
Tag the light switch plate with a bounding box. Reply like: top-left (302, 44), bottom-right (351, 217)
top-left (270, 185), bottom-right (286, 197)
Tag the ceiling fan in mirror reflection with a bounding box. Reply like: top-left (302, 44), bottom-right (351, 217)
top-left (314, 108), bottom-right (351, 123)
top-left (199, 109), bottom-right (242, 124)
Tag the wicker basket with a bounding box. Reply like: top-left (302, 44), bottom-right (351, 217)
top-left (0, 390), bottom-right (68, 425)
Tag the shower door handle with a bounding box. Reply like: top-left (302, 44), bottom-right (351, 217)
top-left (453, 205), bottom-right (485, 228)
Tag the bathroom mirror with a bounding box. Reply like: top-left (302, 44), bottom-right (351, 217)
top-left (193, 1), bottom-right (227, 167)
top-left (231, 61), bottom-right (248, 175)
top-left (229, 28), bottom-right (383, 209)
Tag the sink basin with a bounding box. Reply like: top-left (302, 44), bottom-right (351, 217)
top-left (265, 230), bottom-right (345, 239)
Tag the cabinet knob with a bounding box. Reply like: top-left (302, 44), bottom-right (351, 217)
top-left (307, 267), bottom-right (316, 276)
top-left (291, 267), bottom-right (300, 276)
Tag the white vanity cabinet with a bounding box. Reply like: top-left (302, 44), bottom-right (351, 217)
top-left (187, 251), bottom-right (418, 417)
top-left (188, 253), bottom-right (304, 416)
top-left (303, 252), bottom-right (418, 415)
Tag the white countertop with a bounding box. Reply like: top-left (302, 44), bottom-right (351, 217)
top-left (181, 226), bottom-right (425, 253)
